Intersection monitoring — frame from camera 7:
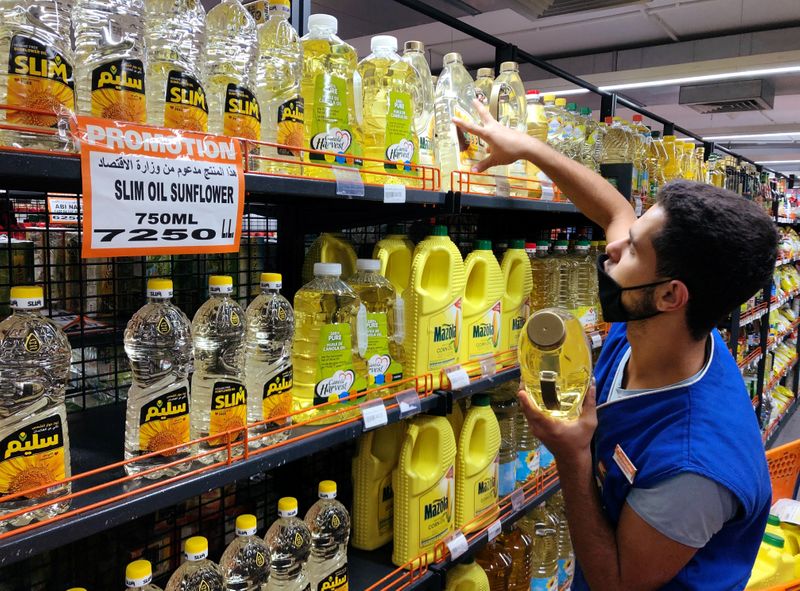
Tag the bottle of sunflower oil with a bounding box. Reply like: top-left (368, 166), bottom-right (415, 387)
top-left (219, 514), bottom-right (271, 591)
top-left (474, 68), bottom-right (493, 106)
top-left (0, 0), bottom-right (75, 150)
top-left (124, 279), bottom-right (193, 478)
top-left (490, 62), bottom-right (526, 184)
top-left (455, 394), bottom-right (501, 532)
top-left (190, 276), bottom-right (248, 463)
top-left (392, 415), bottom-right (456, 568)
top-left (498, 525), bottom-right (534, 591)
top-left (518, 308), bottom-right (592, 420)
top-left (521, 504), bottom-right (559, 591)
top-left (264, 497), bottom-right (312, 591)
top-left (346, 259), bottom-right (404, 391)
top-left (580, 107), bottom-right (602, 172)
top-left (357, 35), bottom-right (419, 186)
top-left (0, 286), bottom-right (71, 529)
top-left (144, 0), bottom-right (207, 131)
top-left (165, 536), bottom-right (224, 591)
top-left (462, 241), bottom-right (503, 364)
top-left (524, 90), bottom-right (547, 198)
top-left (474, 541), bottom-right (512, 590)
top-left (301, 232), bottom-right (357, 287)
top-left (74, 0), bottom-right (147, 123)
top-left (434, 52), bottom-right (487, 192)
top-left (499, 241), bottom-right (532, 365)
top-left (291, 263), bottom-right (368, 424)
top-left (662, 134), bottom-right (682, 181)
top-left (305, 480), bottom-right (351, 591)
top-left (490, 382), bottom-right (518, 497)
top-left (401, 41), bottom-right (436, 170)
top-left (600, 116), bottom-right (630, 164)
top-left (373, 228), bottom-right (415, 298)
top-left (529, 240), bottom-right (555, 311)
top-left (205, 0), bottom-right (258, 139)
top-left (571, 240), bottom-right (597, 330)
top-left (301, 14), bottom-right (361, 179)
top-left (445, 558), bottom-right (490, 591)
top-left (542, 95), bottom-right (563, 153)
top-left (256, 0), bottom-right (303, 175)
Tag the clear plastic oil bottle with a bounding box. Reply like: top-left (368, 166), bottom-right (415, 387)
top-left (518, 308), bottom-right (592, 420)
top-left (74, 0), bottom-right (147, 122)
top-left (144, 0), bottom-right (207, 131)
top-left (542, 94), bottom-right (564, 154)
top-left (580, 107), bottom-right (602, 172)
top-left (300, 14), bottom-right (361, 179)
top-left (571, 239), bottom-right (597, 329)
top-left (520, 504), bottom-right (559, 591)
top-left (474, 541), bottom-right (512, 591)
top-left (0, 286), bottom-right (71, 529)
top-left (529, 240), bottom-right (555, 311)
top-left (490, 382), bottom-right (518, 497)
top-left (549, 492), bottom-right (574, 589)
top-left (474, 68), bottom-right (493, 106)
top-left (600, 116), bottom-right (630, 164)
top-left (498, 525), bottom-right (533, 591)
top-left (125, 559), bottom-right (163, 591)
top-left (265, 497), bottom-right (312, 591)
top-left (304, 480), bottom-right (351, 590)
top-left (190, 276), bottom-right (248, 462)
top-left (291, 263), bottom-right (368, 423)
top-left (490, 62), bottom-right (526, 182)
top-left (205, 0), bottom-right (258, 138)
top-left (245, 272), bottom-right (294, 447)
top-left (124, 279), bottom-right (193, 478)
top-left (219, 514), bottom-right (271, 591)
top-left (401, 41), bottom-right (436, 170)
top-left (552, 238), bottom-right (576, 311)
top-left (165, 536), bottom-right (225, 591)
top-left (357, 35), bottom-right (419, 186)
top-left (0, 0), bottom-right (75, 150)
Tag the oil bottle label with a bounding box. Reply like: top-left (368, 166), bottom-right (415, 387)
top-left (558, 557), bottom-right (575, 588)
top-left (0, 413), bottom-right (65, 495)
top-left (419, 465), bottom-right (454, 549)
top-left (377, 472), bottom-right (394, 535)
top-left (314, 323), bottom-right (365, 405)
top-left (418, 115), bottom-right (435, 166)
top-left (467, 300), bottom-right (501, 360)
top-left (453, 105), bottom-right (484, 170)
top-left (8, 35), bottom-right (74, 127)
top-left (262, 364), bottom-right (293, 425)
top-left (540, 445), bottom-right (555, 470)
top-left (164, 70), bottom-right (208, 132)
top-left (310, 74), bottom-right (361, 166)
top-left (474, 454), bottom-right (499, 513)
top-left (365, 312), bottom-right (402, 387)
top-left (138, 385), bottom-right (190, 455)
top-left (516, 448), bottom-right (539, 484)
top-left (91, 58), bottom-right (146, 122)
top-left (209, 381), bottom-right (247, 445)
top-left (427, 298), bottom-right (462, 370)
top-left (571, 305), bottom-right (597, 330)
top-left (508, 297), bottom-right (529, 350)
top-left (498, 459), bottom-right (517, 496)
top-left (277, 97), bottom-right (304, 156)
top-left (317, 564), bottom-right (348, 591)
top-left (384, 90), bottom-right (417, 174)
top-left (245, 0), bottom-right (268, 23)
top-left (224, 83), bottom-right (261, 140)
top-left (530, 575), bottom-right (558, 591)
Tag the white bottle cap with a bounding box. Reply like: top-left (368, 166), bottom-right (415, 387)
top-left (356, 258), bottom-right (381, 272)
top-left (308, 13), bottom-right (337, 32)
top-left (371, 35), bottom-right (397, 52)
top-left (314, 262), bottom-right (341, 276)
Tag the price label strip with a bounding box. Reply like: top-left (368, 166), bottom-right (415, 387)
top-left (445, 531), bottom-right (469, 561)
top-left (445, 365), bottom-right (471, 391)
top-left (591, 332), bottom-right (603, 349)
top-left (487, 519), bottom-right (503, 542)
top-left (510, 487), bottom-right (526, 512)
top-left (75, 116), bottom-right (245, 258)
top-left (479, 356), bottom-right (497, 378)
top-left (494, 175), bottom-right (511, 198)
top-left (384, 184), bottom-right (407, 203)
top-left (396, 388), bottom-right (422, 419)
top-left (359, 398), bottom-right (388, 431)
top-left (332, 166), bottom-right (365, 197)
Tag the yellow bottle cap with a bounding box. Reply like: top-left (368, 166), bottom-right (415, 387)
top-left (125, 560), bottom-right (153, 587)
top-left (66, 588), bottom-right (88, 591)
top-left (209, 275), bottom-right (233, 286)
top-left (543, 94), bottom-right (555, 102)
top-left (260, 272), bottom-right (282, 283)
top-left (10, 286), bottom-right (44, 309)
top-left (271, 0), bottom-right (290, 6)
top-left (278, 496), bottom-right (299, 517)
top-left (319, 480), bottom-right (337, 499)
top-left (555, 98), bottom-right (566, 106)
top-left (236, 514), bottom-right (258, 536)
top-left (184, 536), bottom-right (209, 560)
top-left (147, 278), bottom-right (173, 291)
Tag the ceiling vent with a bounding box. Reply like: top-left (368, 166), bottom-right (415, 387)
top-left (539, 0), bottom-right (641, 18)
top-left (678, 79), bottom-right (775, 114)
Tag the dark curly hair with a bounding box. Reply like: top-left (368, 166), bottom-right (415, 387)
top-left (652, 181), bottom-right (779, 341)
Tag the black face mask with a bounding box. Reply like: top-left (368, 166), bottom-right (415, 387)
top-left (596, 254), bottom-right (673, 322)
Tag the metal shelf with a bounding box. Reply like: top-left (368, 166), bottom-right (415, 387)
top-left (349, 546), bottom-right (440, 591)
top-left (458, 192), bottom-right (579, 214)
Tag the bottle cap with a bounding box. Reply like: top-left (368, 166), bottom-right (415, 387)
top-left (509, 239), bottom-right (525, 249)
top-left (612, 116), bottom-right (622, 122)
top-left (472, 393), bottom-right (491, 406)
top-left (473, 239), bottom-right (492, 251)
top-left (443, 52), bottom-right (463, 66)
top-left (269, 0), bottom-right (291, 15)
top-left (404, 40), bottom-right (424, 53)
top-left (555, 98), bottom-right (567, 106)
top-left (542, 94), bottom-right (555, 102)
top-left (500, 61), bottom-right (518, 73)
top-left (632, 114), bottom-right (643, 122)
top-left (147, 278), bottom-right (173, 299)
top-left (236, 514), bottom-right (258, 536)
top-left (526, 89), bottom-right (540, 95)
top-left (604, 116), bottom-right (613, 124)
top-left (260, 272), bottom-right (282, 289)
top-left (125, 560), bottom-right (153, 587)
top-left (566, 102), bottom-right (577, 111)
top-left (536, 240), bottom-right (550, 249)
top-left (278, 496), bottom-right (299, 517)
top-left (524, 242), bottom-right (537, 254)
top-left (356, 258), bottom-right (381, 272)
top-left (371, 35), bottom-right (397, 52)
top-left (580, 107), bottom-right (591, 115)
top-left (319, 480), bottom-right (338, 499)
top-left (314, 262), bottom-right (341, 276)
top-left (66, 589), bottom-right (88, 591)
top-left (10, 286), bottom-right (44, 309)
top-left (527, 309), bottom-right (567, 351)
top-left (307, 13), bottom-right (337, 32)
top-left (768, 514), bottom-right (781, 526)
top-left (184, 536), bottom-right (209, 561)
top-left (651, 130), bottom-right (661, 139)
top-left (764, 532), bottom-right (785, 548)
top-left (209, 275), bottom-right (234, 294)
top-left (431, 225), bottom-right (448, 236)
top-left (477, 67), bottom-right (494, 78)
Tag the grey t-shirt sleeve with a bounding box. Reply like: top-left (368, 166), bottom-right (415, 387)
top-left (626, 473), bottom-right (739, 548)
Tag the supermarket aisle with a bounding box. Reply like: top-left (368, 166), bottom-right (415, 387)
top-left (771, 407), bottom-right (800, 448)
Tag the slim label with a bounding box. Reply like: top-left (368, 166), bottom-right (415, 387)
top-left (138, 385), bottom-right (190, 455)
top-left (209, 381), bottom-right (247, 445)
top-left (91, 58), bottom-right (146, 123)
top-left (164, 70), bottom-right (208, 132)
top-left (262, 364), bottom-right (293, 425)
top-left (224, 83), bottom-right (260, 140)
top-left (0, 413), bottom-right (66, 495)
top-left (277, 97), bottom-right (304, 156)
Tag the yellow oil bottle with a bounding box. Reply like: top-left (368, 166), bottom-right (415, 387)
top-left (462, 241), bottom-right (504, 364)
top-left (662, 135), bottom-right (682, 181)
top-left (373, 229), bottom-right (415, 297)
top-left (301, 232), bottom-right (357, 284)
top-left (446, 558), bottom-right (490, 591)
top-left (747, 533), bottom-right (797, 590)
top-left (392, 415), bottom-right (456, 568)
top-left (499, 240), bottom-right (533, 366)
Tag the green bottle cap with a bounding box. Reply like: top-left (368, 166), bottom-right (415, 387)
top-left (577, 239), bottom-right (591, 246)
top-left (509, 239), bottom-right (525, 249)
top-left (651, 131), bottom-right (661, 139)
top-left (768, 514), bottom-right (781, 526)
top-left (431, 225), bottom-right (448, 236)
top-left (536, 240), bottom-right (550, 247)
top-left (566, 102), bottom-right (577, 111)
top-left (472, 394), bottom-right (491, 407)
top-left (764, 532), bottom-right (785, 548)
top-left (474, 239), bottom-right (492, 251)
top-left (556, 239), bottom-right (569, 246)
top-left (580, 107), bottom-right (592, 115)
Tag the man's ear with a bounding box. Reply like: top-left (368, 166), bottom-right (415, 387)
top-left (657, 280), bottom-right (689, 312)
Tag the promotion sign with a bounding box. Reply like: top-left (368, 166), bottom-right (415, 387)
top-left (75, 116), bottom-right (245, 258)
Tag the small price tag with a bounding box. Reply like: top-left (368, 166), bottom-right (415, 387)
top-left (495, 175), bottom-right (510, 198)
top-left (487, 519), bottom-right (502, 542)
top-left (384, 184), bottom-right (406, 203)
top-left (332, 166), bottom-right (365, 197)
top-left (510, 487), bottom-right (525, 512)
top-left (634, 196), bottom-right (643, 217)
top-left (359, 399), bottom-right (388, 431)
top-left (445, 531), bottom-right (469, 560)
top-left (479, 356), bottom-right (497, 378)
top-left (591, 333), bottom-right (603, 349)
top-left (396, 388), bottom-right (421, 419)
top-left (445, 366), bottom-right (471, 390)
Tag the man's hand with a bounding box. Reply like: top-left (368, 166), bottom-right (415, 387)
top-left (517, 380), bottom-right (598, 464)
top-left (452, 99), bottom-right (542, 173)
